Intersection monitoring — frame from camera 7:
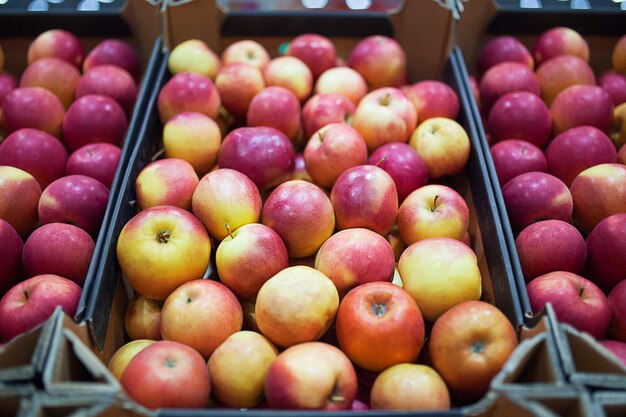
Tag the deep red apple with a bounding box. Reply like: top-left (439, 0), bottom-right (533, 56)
top-left (585, 213), bottom-right (626, 293)
top-left (83, 39), bottom-right (141, 82)
top-left (476, 35), bottom-right (534, 78)
top-left (65, 143), bottom-right (122, 189)
top-left (488, 91), bottom-right (551, 148)
top-left (76, 65), bottom-right (138, 117)
top-left (608, 280), bottom-right (626, 342)
top-left (0, 219), bottom-right (23, 294)
top-left (598, 71), bottom-right (626, 106)
top-left (551, 85), bottom-right (614, 134)
top-left (490, 139), bottom-right (547, 186)
top-left (479, 62), bottom-right (540, 114)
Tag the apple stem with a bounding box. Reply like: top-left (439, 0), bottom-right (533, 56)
top-left (378, 93), bottom-right (392, 106)
top-left (579, 286), bottom-right (585, 297)
top-left (151, 148), bottom-right (165, 162)
top-left (318, 132), bottom-right (324, 143)
top-left (225, 223), bottom-right (234, 239)
top-left (431, 195), bottom-right (440, 212)
top-left (374, 155), bottom-right (388, 167)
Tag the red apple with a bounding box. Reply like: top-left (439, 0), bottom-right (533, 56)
top-left (83, 39), bottom-right (141, 82)
top-left (216, 63), bottom-right (265, 119)
top-left (286, 33), bottom-right (336, 79)
top-left (301, 93), bottom-right (355, 140)
top-left (2, 87), bottom-right (65, 137)
top-left (65, 143), bottom-right (122, 189)
top-left (476, 35), bottom-right (534, 78)
top-left (158, 72), bottom-right (221, 123)
top-left (479, 62), bottom-right (540, 113)
top-left (221, 40), bottom-right (270, 70)
top-left (27, 29), bottom-right (84, 68)
top-left (348, 35), bottom-right (406, 89)
top-left (263, 56), bottom-right (313, 102)
top-left (533, 26), bottom-right (590, 67)
top-left (246, 86), bottom-right (302, 142)
top-left (599, 71), bottom-right (626, 106)
top-left (402, 80), bottom-right (460, 123)
top-left (599, 340), bottom-right (626, 367)
top-left (0, 72), bottom-right (17, 106)
top-left (0, 166), bottom-right (42, 236)
top-left (536, 55), bottom-right (596, 107)
top-left (124, 295), bottom-right (162, 341)
top-left (585, 213), bottom-right (626, 293)
top-left (76, 65), bottom-right (138, 117)
top-left (608, 280), bottom-right (626, 342)
top-left (314, 66), bottom-right (367, 105)
top-left (490, 139), bottom-right (547, 186)
top-left (135, 158), bottom-right (199, 211)
top-left (20, 57), bottom-right (81, 109)
top-left (0, 219), bottom-right (22, 294)
top-left (551, 85), bottom-right (614, 135)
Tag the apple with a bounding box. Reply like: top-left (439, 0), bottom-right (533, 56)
top-left (27, 29), bottom-right (84, 68)
top-left (286, 33), bottom-right (336, 79)
top-left (107, 339), bottom-right (155, 380)
top-left (613, 35), bottom-right (626, 74)
top-left (120, 340), bottom-right (211, 409)
top-left (65, 143), bottom-right (122, 189)
top-left (263, 56), bottom-right (313, 102)
top-left (599, 71), bottom-right (626, 107)
top-left (335, 281), bottom-right (425, 372)
top-left (409, 117), bottom-right (470, 179)
top-left (314, 228), bottom-right (396, 298)
top-left (22, 222), bottom-right (95, 286)
top-left (428, 300), bottom-right (518, 400)
top-left (116, 206), bottom-right (211, 300)
top-left (501, 172), bottom-right (573, 234)
top-left (262, 180), bottom-right (335, 258)
top-left (160, 279), bottom-right (242, 358)
top-left (608, 280), bottom-right (626, 342)
top-left (168, 39), bottom-right (220, 80)
top-left (368, 142), bottom-right (428, 202)
top-left (301, 93), bottom-right (355, 140)
top-left (83, 39), bottom-right (141, 82)
top-left (612, 102), bottom-right (626, 150)
top-left (490, 139), bottom-right (547, 186)
top-left (386, 228), bottom-right (407, 263)
top-left (487, 91), bottom-right (552, 148)
top-left (370, 364), bottom-right (450, 410)
top-left (218, 126), bottom-right (295, 191)
top-left (0, 166), bottom-right (42, 236)
top-left (476, 35), bottom-right (534, 77)
top-left (527, 271), bottom-right (610, 340)
top-left (303, 123), bottom-right (367, 188)
top-left (533, 26), bottom-right (590, 67)
top-left (264, 341), bottom-right (357, 410)
top-left (38, 174), bottom-right (109, 237)
top-left (479, 62), bottom-right (540, 113)
top-left (536, 55), bottom-right (596, 107)
top-left (352, 87), bottom-right (417, 152)
top-left (215, 223), bottom-right (289, 301)
top-left (0, 128), bottom-right (68, 189)
top-left (0, 72), bottom-right (17, 106)
top-left (402, 80), bottom-right (460, 123)
top-left (398, 238), bottom-right (482, 322)
top-left (599, 340), bottom-right (626, 367)
top-left (330, 165), bottom-right (398, 236)
top-left (515, 220), bottom-right (586, 282)
top-left (208, 331), bottom-right (278, 408)
top-left (348, 35), bottom-right (406, 89)
top-left (585, 213), bottom-right (626, 293)
top-left (246, 86), bottom-right (302, 142)
top-left (20, 57), bottom-right (81, 109)
top-left (62, 94), bottom-right (128, 152)
top-left (221, 40), bottom-right (270, 69)
top-left (0, 274), bottom-right (82, 342)
top-left (2, 87), bottom-right (65, 137)
top-left (291, 152), bottom-right (312, 182)
top-left (135, 158), bottom-right (199, 211)
top-left (76, 65), bottom-right (138, 117)
top-left (191, 168), bottom-right (262, 241)
top-left (314, 67), bottom-right (367, 105)
top-left (551, 85), bottom-right (614, 135)
top-left (0, 219), bottom-right (22, 294)
top-left (545, 126), bottom-right (617, 187)
top-left (124, 295), bottom-right (162, 341)
top-left (216, 63), bottom-right (265, 119)
top-left (255, 266), bottom-right (338, 347)
top-left (157, 72), bottom-right (221, 124)
top-left (570, 163), bottom-right (626, 234)
top-left (162, 111), bottom-right (221, 176)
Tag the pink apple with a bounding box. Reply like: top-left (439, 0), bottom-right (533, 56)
top-left (0, 128), bottom-right (68, 189)
top-left (38, 174), bottom-right (109, 237)
top-left (331, 165), bottom-right (398, 236)
top-left (0, 219), bottom-right (22, 294)
top-left (0, 274), bottom-right (82, 342)
top-left (301, 93), bottom-right (355, 139)
top-left (135, 158), bottom-right (199, 211)
top-left (0, 72), bottom-right (17, 106)
top-left (368, 142), bottom-right (429, 202)
top-left (348, 35), bottom-right (406, 89)
top-left (65, 143), bottom-right (122, 189)
top-left (487, 91), bottom-right (552, 148)
top-left (527, 271), bottom-right (610, 340)
top-left (2, 87), bottom-right (65, 137)
top-left (20, 57), bottom-right (81, 109)
top-left (158, 72), bottom-right (221, 123)
top-left (536, 55), bottom-right (596, 107)
top-left (490, 139), bottom-right (547, 186)
top-left (286, 33), bottom-right (336, 79)
top-left (599, 340), bottom-right (626, 367)
top-left (599, 71), bottom-right (626, 106)
top-left (585, 213), bottom-right (626, 293)
top-left (76, 65), bottom-right (138, 117)
top-left (215, 63), bottom-right (265, 119)
top-left (62, 94), bottom-right (128, 152)
top-left (479, 62), bottom-right (540, 114)
top-left (608, 280), bottom-right (626, 342)
top-left (402, 80), bottom-right (460, 123)
top-left (314, 67), bottom-right (367, 105)
top-left (533, 26), bottom-right (590, 67)
top-left (551, 85), bottom-right (614, 135)
top-left (27, 29), bottom-right (84, 68)
top-left (0, 166), bottom-right (42, 236)
top-left (263, 56), bottom-right (313, 102)
top-left (476, 35), bottom-right (534, 77)
top-left (515, 220), bottom-right (587, 282)
top-left (83, 39), bottom-right (141, 82)
top-left (246, 86), bottom-right (302, 142)
top-left (221, 40), bottom-right (270, 69)
top-left (501, 172), bottom-right (573, 234)
top-left (545, 126), bottom-right (617, 187)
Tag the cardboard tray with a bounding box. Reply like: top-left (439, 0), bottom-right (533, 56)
top-left (592, 391), bottom-right (626, 417)
top-left (0, 383), bottom-right (38, 417)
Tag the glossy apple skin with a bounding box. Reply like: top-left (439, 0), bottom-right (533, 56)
top-left (490, 140), bottom-right (547, 186)
top-left (246, 86), bottom-right (302, 142)
top-left (613, 35), bottom-right (626, 74)
top-left (22, 223), bottom-right (95, 286)
top-left (301, 93), bottom-right (355, 140)
top-left (65, 143), bottom-right (121, 189)
top-left (83, 39), bottom-right (141, 82)
top-left (402, 80), bottom-right (460, 123)
top-left (262, 180), bottom-right (335, 258)
top-left (158, 72), bottom-right (221, 124)
top-left (167, 39), bottom-right (220, 80)
top-left (533, 26), bottom-right (590, 67)
top-left (476, 35), bottom-right (534, 77)
top-left (264, 341), bottom-right (357, 410)
top-left (368, 142), bottom-right (428, 202)
top-left (314, 67), bottom-right (367, 105)
top-left (536, 55), bottom-right (596, 107)
top-left (479, 62), bottom-right (540, 114)
top-left (107, 339), bottom-right (155, 380)
top-left (120, 340), bottom-right (211, 409)
top-left (0, 72), bottom-right (17, 105)
top-left (608, 280), bottom-right (626, 342)
top-left (0, 219), bottom-right (23, 294)
top-left (263, 56), bottom-right (313, 102)
top-left (20, 57), bottom-right (81, 109)
top-left (428, 301), bottom-right (518, 401)
top-left (27, 29), bottom-right (84, 68)
top-left (0, 166), bottom-right (42, 236)
top-left (286, 33), bottom-right (336, 79)
top-left (76, 65), bottom-right (138, 117)
top-left (551, 85), bottom-right (614, 135)
top-left (0, 128), bottom-right (68, 189)
top-left (221, 40), bottom-right (270, 69)
top-left (501, 172), bottom-right (573, 234)
top-left (599, 340), bottom-right (626, 367)
top-left (135, 158), bottom-right (199, 211)
top-left (598, 71), bottom-right (626, 107)
top-left (124, 295), bottom-right (162, 341)
top-left (527, 271), bottom-right (610, 340)
top-left (216, 63), bottom-right (265, 119)
top-left (336, 282), bottom-right (425, 372)
top-left (314, 228), bottom-right (396, 298)
top-left (515, 220), bottom-right (586, 282)
top-left (545, 126), bottom-right (617, 187)
top-left (331, 165), bottom-right (398, 236)
top-left (585, 213), bottom-right (626, 293)
top-left (348, 35), bottom-right (407, 89)
top-left (0, 274), bottom-right (82, 342)
top-left (488, 91), bottom-right (552, 148)
top-left (2, 87), bottom-right (65, 137)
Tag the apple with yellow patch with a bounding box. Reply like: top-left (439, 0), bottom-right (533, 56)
top-left (0, 166), bottom-right (42, 236)
top-left (124, 295), bottom-right (162, 341)
top-left (168, 39), bottom-right (221, 80)
top-left (221, 40), bottom-right (270, 69)
top-left (314, 67), bottom-right (367, 105)
top-left (135, 158), bottom-right (199, 211)
top-left (107, 339), bottom-right (155, 380)
top-left (263, 56), bottom-right (313, 102)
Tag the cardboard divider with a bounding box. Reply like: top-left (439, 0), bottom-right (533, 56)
top-left (592, 391), bottom-right (626, 417)
top-left (0, 383), bottom-right (37, 417)
top-left (23, 393), bottom-right (152, 417)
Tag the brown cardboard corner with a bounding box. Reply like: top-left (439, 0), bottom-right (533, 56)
top-left (592, 391), bottom-right (626, 417)
top-left (162, 0), bottom-right (225, 52)
top-left (0, 383), bottom-right (37, 417)
top-left (454, 0), bottom-right (499, 75)
top-left (120, 0), bottom-right (164, 65)
top-left (30, 392), bottom-right (154, 417)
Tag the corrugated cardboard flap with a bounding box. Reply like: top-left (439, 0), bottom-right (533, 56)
top-left (25, 392), bottom-right (153, 417)
top-left (0, 383), bottom-right (37, 417)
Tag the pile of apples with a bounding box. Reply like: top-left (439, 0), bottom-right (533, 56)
top-left (107, 34), bottom-right (519, 411)
top-left (0, 30), bottom-right (141, 343)
top-left (471, 27), bottom-right (626, 364)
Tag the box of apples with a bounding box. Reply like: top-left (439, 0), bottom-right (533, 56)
top-left (456, 0), bottom-right (626, 381)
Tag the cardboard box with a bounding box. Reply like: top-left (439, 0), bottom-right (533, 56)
top-left (0, 383), bottom-right (37, 417)
top-left (592, 391), bottom-right (626, 417)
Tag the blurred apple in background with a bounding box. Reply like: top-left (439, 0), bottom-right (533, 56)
top-left (527, 271), bottom-right (610, 340)
top-left (20, 57), bottom-right (80, 109)
top-left (479, 62), bottom-right (540, 113)
top-left (216, 63), bottom-right (265, 120)
top-left (515, 220), bottom-right (587, 282)
top-left (27, 29), bottom-right (84, 68)
top-left (135, 158), bottom-right (199, 211)
top-left (348, 35), bottom-right (406, 89)
top-left (476, 35), bottom-right (534, 78)
top-left (612, 103), bottom-right (626, 149)
top-left (124, 295), bottom-right (162, 341)
top-left (551, 85), bottom-right (614, 135)
top-left (402, 80), bottom-right (459, 123)
top-left (0, 166), bottom-right (42, 236)
top-left (501, 172), bottom-right (573, 234)
top-left (0, 73), bottom-right (17, 106)
top-left (490, 139), bottom-right (547, 186)
top-left (314, 66), bottom-right (367, 105)
top-left (613, 34), bottom-right (626, 74)
top-left (598, 71), bottom-right (626, 106)
top-left (0, 219), bottom-right (23, 294)
top-left (263, 56), bottom-right (313, 102)
top-left (168, 39), bottom-right (221, 80)
top-left (2, 87), bottom-right (65, 137)
top-left (599, 340), bottom-right (626, 367)
top-left (221, 39), bottom-right (270, 69)
top-left (65, 143), bottom-right (122, 189)
top-left (107, 339), bottom-right (155, 380)
top-left (246, 86), bottom-right (302, 142)
top-left (301, 93), bottom-right (355, 140)
top-left (536, 55), bottom-right (595, 107)
top-left (76, 65), bottom-right (138, 117)
top-left (368, 142), bottom-right (428, 202)
top-left (158, 72), bottom-right (221, 123)
top-left (585, 213), bottom-right (626, 293)
top-left (608, 280), bottom-right (626, 342)
top-left (0, 128), bottom-right (68, 189)
top-left (83, 39), bottom-right (141, 82)
top-left (533, 26), bottom-right (590, 67)
top-left (286, 33), bottom-right (336, 79)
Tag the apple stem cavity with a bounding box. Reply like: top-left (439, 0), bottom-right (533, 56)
top-left (225, 223), bottom-right (234, 239)
top-left (374, 155), bottom-right (388, 167)
top-left (471, 340), bottom-right (485, 354)
top-left (151, 148), bottom-right (165, 162)
top-left (23, 290), bottom-right (29, 300)
top-left (164, 357), bottom-right (176, 368)
top-left (318, 132), bottom-right (325, 143)
top-left (329, 382), bottom-right (344, 403)
top-left (578, 286), bottom-right (585, 298)
top-left (156, 230), bottom-right (171, 244)
top-left (371, 302), bottom-right (387, 317)
top-left (378, 93), bottom-right (392, 106)
top-left (431, 195), bottom-right (440, 212)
